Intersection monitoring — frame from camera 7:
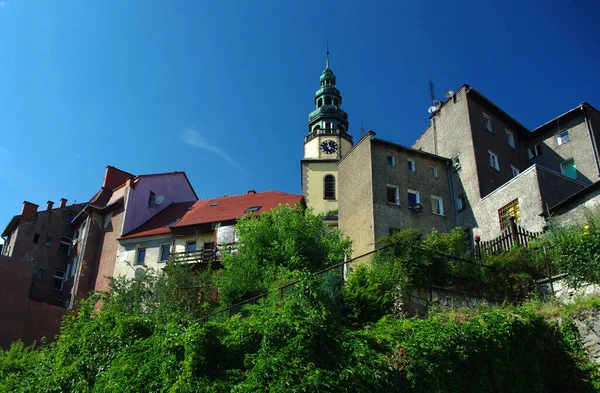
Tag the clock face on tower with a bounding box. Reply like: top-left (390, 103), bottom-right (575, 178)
top-left (320, 140), bottom-right (338, 154)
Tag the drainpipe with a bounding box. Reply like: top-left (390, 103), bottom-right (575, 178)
top-left (69, 209), bottom-right (91, 309)
top-left (582, 104), bottom-right (600, 179)
top-left (447, 161), bottom-right (457, 227)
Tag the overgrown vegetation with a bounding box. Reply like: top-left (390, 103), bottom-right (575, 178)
top-left (2, 206), bottom-right (600, 391)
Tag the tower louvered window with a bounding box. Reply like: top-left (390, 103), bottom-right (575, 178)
top-left (324, 175), bottom-right (335, 200)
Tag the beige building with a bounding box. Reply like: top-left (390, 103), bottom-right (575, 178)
top-left (412, 86), bottom-right (600, 240)
top-left (339, 132), bottom-right (454, 257)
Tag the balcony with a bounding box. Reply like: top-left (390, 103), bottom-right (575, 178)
top-left (170, 249), bottom-right (216, 264)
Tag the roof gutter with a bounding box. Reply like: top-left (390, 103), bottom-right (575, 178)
top-left (582, 104), bottom-right (600, 179)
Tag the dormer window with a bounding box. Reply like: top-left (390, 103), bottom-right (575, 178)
top-left (148, 191), bottom-right (156, 207)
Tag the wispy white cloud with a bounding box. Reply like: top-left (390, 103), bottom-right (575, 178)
top-left (181, 128), bottom-right (249, 174)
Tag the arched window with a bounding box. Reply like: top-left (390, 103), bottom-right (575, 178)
top-left (333, 98), bottom-right (339, 106)
top-left (317, 98), bottom-right (323, 108)
top-left (325, 96), bottom-right (332, 105)
top-left (324, 175), bottom-right (335, 200)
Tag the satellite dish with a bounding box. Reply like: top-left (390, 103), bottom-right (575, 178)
top-left (432, 99), bottom-right (440, 105)
top-left (444, 90), bottom-right (455, 98)
top-left (428, 106), bottom-right (438, 114)
top-left (154, 195), bottom-right (164, 206)
top-left (117, 251), bottom-right (128, 262)
top-left (410, 203), bottom-right (423, 214)
top-left (134, 268), bottom-right (145, 279)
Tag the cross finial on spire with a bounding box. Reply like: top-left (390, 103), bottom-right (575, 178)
top-left (326, 42), bottom-right (330, 69)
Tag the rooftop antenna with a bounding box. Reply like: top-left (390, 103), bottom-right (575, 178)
top-left (360, 115), bottom-right (365, 136)
top-left (326, 42), bottom-right (330, 69)
top-left (429, 76), bottom-right (436, 105)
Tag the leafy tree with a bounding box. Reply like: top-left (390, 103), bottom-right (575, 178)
top-left (217, 205), bottom-right (351, 306)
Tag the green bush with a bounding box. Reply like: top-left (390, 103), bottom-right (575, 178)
top-left (543, 215), bottom-right (600, 287)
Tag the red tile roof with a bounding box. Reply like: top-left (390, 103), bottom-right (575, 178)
top-left (119, 191), bottom-right (304, 240)
top-left (174, 191), bottom-right (304, 229)
top-left (120, 201), bottom-right (196, 240)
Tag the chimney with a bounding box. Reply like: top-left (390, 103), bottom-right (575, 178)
top-left (247, 190), bottom-right (256, 195)
top-left (59, 198), bottom-right (68, 209)
top-left (46, 201), bottom-right (54, 211)
top-left (21, 201), bottom-right (39, 218)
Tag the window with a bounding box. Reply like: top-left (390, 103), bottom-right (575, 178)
top-left (45, 237), bottom-right (52, 247)
top-left (527, 144), bottom-right (542, 159)
top-left (387, 153), bottom-right (396, 166)
top-left (386, 185), bottom-right (399, 205)
top-left (556, 130), bottom-right (570, 146)
top-left (186, 242), bottom-right (196, 253)
top-left (407, 159), bottom-right (416, 172)
top-left (246, 205), bottom-right (262, 213)
top-left (561, 159), bottom-right (577, 179)
top-left (58, 236), bottom-right (71, 255)
top-left (452, 155), bottom-right (461, 170)
top-left (33, 233), bottom-right (39, 244)
top-left (67, 213), bottom-right (75, 222)
top-left (317, 98), bottom-right (322, 107)
top-left (431, 195), bottom-right (444, 216)
top-left (160, 245), bottom-right (170, 262)
top-left (325, 96), bottom-right (332, 105)
top-left (511, 165), bottom-right (520, 178)
top-left (51, 270), bottom-right (65, 291)
top-left (457, 194), bottom-right (466, 211)
top-left (407, 189), bottom-right (420, 208)
top-left (148, 191), bottom-right (156, 207)
top-left (506, 129), bottom-right (515, 148)
top-left (431, 166), bottom-right (439, 178)
top-left (210, 202), bottom-right (219, 207)
top-left (324, 175), bottom-right (335, 200)
top-left (483, 113), bottom-right (493, 132)
top-left (333, 98), bottom-right (339, 106)
top-left (488, 151), bottom-right (499, 171)
top-left (498, 199), bottom-right (520, 230)
top-left (135, 249), bottom-right (146, 264)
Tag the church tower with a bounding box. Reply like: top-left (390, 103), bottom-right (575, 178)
top-left (301, 52), bottom-right (353, 216)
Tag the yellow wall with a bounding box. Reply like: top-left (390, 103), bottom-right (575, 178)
top-left (304, 161), bottom-right (339, 215)
top-left (173, 233), bottom-right (215, 253)
top-left (302, 134), bottom-right (353, 216)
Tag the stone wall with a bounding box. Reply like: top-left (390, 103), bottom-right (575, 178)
top-left (402, 284), bottom-right (492, 316)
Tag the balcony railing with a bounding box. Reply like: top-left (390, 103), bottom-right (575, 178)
top-left (170, 249), bottom-right (216, 264)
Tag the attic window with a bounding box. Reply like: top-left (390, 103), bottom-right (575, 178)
top-left (246, 206), bottom-right (262, 213)
top-left (148, 191), bottom-right (156, 207)
top-left (210, 202), bottom-right (219, 207)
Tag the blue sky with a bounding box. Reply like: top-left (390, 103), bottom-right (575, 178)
top-left (1, 0), bottom-right (599, 230)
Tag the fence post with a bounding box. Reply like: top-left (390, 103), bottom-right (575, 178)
top-left (543, 246), bottom-right (554, 296)
top-left (509, 216), bottom-right (518, 246)
top-left (474, 235), bottom-right (481, 260)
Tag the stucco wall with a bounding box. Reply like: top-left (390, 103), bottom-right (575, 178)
top-left (529, 114), bottom-right (599, 185)
top-left (474, 166), bottom-right (585, 239)
top-left (338, 135), bottom-right (375, 258)
top-left (370, 139), bottom-right (453, 241)
top-left (115, 236), bottom-right (172, 279)
top-left (122, 173), bottom-right (197, 235)
top-left (92, 206), bottom-right (126, 292)
top-left (412, 88), bottom-right (479, 231)
top-left (551, 187), bottom-right (600, 227)
top-left (301, 160), bottom-right (339, 215)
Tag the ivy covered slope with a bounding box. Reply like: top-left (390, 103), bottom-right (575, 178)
top-left (1, 206), bottom-right (600, 392)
